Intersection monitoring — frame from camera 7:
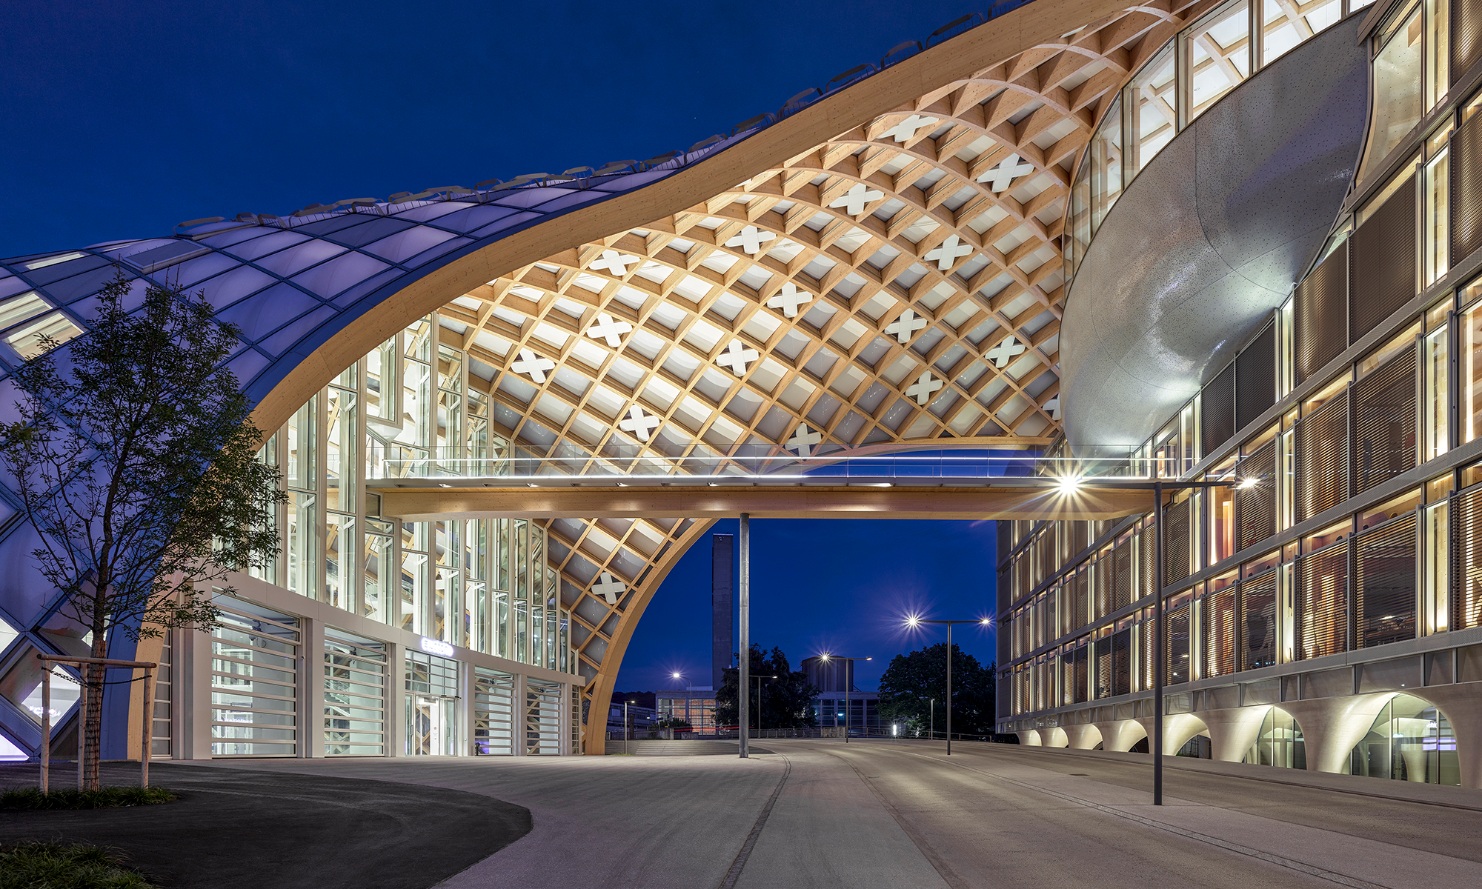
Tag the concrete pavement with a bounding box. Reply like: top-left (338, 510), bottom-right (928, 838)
top-left (161, 740), bottom-right (1482, 888)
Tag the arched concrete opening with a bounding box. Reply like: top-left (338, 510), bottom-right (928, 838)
top-left (1093, 719), bottom-right (1146, 753)
top-left (1042, 726), bottom-right (1070, 748)
top-left (1064, 723), bottom-right (1104, 750)
top-left (1018, 729), bottom-right (1043, 746)
top-left (1137, 713), bottom-right (1209, 756)
top-left (1347, 692), bottom-right (1460, 785)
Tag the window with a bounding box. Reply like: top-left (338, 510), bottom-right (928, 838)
top-left (1131, 47), bottom-right (1178, 173)
top-left (1188, 1), bottom-right (1252, 121)
top-left (1361, 3), bottom-right (1426, 177)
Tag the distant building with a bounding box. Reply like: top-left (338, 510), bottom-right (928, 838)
top-left (711, 534), bottom-right (734, 690)
top-left (656, 687), bottom-right (718, 735)
top-left (803, 656), bottom-right (881, 736)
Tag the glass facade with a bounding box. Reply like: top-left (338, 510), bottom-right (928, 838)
top-left (1004, 31), bottom-right (1482, 784)
top-left (260, 312), bottom-right (571, 674)
top-left (1065, 0), bottom-right (1373, 280)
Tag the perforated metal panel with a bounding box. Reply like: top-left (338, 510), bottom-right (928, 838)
top-left (1202, 362), bottom-right (1236, 454)
top-left (1298, 541), bottom-right (1349, 660)
top-left (1165, 499), bottom-right (1192, 584)
top-left (1070, 642), bottom-right (1090, 704)
top-left (1240, 571), bottom-right (1278, 670)
top-left (1297, 390), bottom-right (1349, 522)
top-left (1295, 242), bottom-right (1348, 384)
top-left (1072, 568), bottom-right (1091, 630)
top-left (1236, 323), bottom-right (1277, 430)
top-left (1453, 113), bottom-right (1482, 263)
top-left (1455, 0), bottom-right (1482, 93)
top-left (1451, 484), bottom-right (1482, 630)
top-left (1352, 347), bottom-right (1417, 495)
top-left (1113, 541), bottom-right (1133, 610)
top-left (1237, 442), bottom-right (1277, 551)
top-left (1351, 175), bottom-right (1417, 340)
top-left (1139, 524), bottom-right (1157, 599)
top-left (1203, 587), bottom-right (1237, 678)
top-left (1110, 627), bottom-right (1131, 697)
top-left (1165, 601), bottom-right (1191, 684)
top-left (1355, 512), bottom-right (1417, 648)
top-left (1094, 635), bottom-right (1113, 699)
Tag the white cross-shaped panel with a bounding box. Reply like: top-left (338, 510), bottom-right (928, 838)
top-left (592, 572), bottom-right (625, 605)
top-left (510, 347), bottom-right (555, 383)
top-left (924, 234), bottom-right (973, 272)
top-left (724, 225), bottom-right (776, 256)
top-left (1044, 397), bottom-right (1061, 419)
top-left (716, 338), bottom-right (759, 376)
top-left (619, 404), bottom-right (661, 442)
top-left (905, 371), bottom-right (944, 406)
top-left (587, 311), bottom-right (633, 348)
top-left (787, 423), bottom-right (823, 457)
top-left (828, 183), bottom-right (885, 217)
top-left (984, 335), bottom-right (1027, 369)
top-left (589, 248), bottom-right (640, 276)
top-left (885, 309), bottom-right (927, 345)
top-left (765, 282), bottom-right (813, 318)
top-left (883, 114), bottom-right (940, 143)
top-left (978, 153), bottom-right (1035, 193)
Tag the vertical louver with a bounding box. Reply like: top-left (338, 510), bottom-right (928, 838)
top-left (1071, 521), bottom-right (1089, 557)
top-left (1240, 571), bottom-right (1278, 670)
top-left (1141, 618), bottom-right (1156, 690)
top-left (1094, 635), bottom-right (1112, 698)
top-left (1297, 390), bottom-right (1349, 521)
top-left (1295, 241), bottom-right (1348, 384)
top-left (1072, 568), bottom-right (1090, 629)
top-left (1098, 548), bottom-right (1116, 617)
top-left (1203, 587), bottom-right (1237, 678)
top-left (1352, 347), bottom-right (1417, 494)
top-left (1298, 541), bottom-right (1350, 660)
top-left (1351, 175), bottom-right (1417, 340)
top-left (1451, 485), bottom-right (1482, 629)
top-left (1236, 442), bottom-right (1277, 550)
top-left (1071, 642), bottom-right (1090, 704)
top-left (1236, 323), bottom-right (1277, 430)
top-left (1355, 512), bottom-right (1418, 648)
top-left (1202, 362), bottom-right (1236, 453)
top-left (1139, 524), bottom-right (1157, 599)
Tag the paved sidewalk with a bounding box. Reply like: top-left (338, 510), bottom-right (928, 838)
top-left (11, 743), bottom-right (1482, 888)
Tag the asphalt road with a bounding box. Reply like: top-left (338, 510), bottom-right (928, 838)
top-left (20, 742), bottom-right (1480, 888)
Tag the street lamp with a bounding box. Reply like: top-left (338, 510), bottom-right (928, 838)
top-left (818, 653), bottom-right (871, 742)
top-left (624, 699), bottom-right (635, 755)
top-left (750, 674), bottom-right (776, 738)
top-left (929, 697), bottom-right (935, 741)
top-left (668, 671), bottom-right (685, 739)
top-left (904, 615), bottom-right (991, 755)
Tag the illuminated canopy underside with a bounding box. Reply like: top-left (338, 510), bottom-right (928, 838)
top-left (0, 0), bottom-right (1222, 749)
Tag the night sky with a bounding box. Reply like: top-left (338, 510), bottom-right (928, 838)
top-left (0, 1), bottom-right (1001, 689)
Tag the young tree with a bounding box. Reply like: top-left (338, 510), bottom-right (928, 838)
top-left (878, 643), bottom-right (996, 737)
top-left (0, 275), bottom-right (283, 789)
top-left (714, 644), bottom-right (819, 730)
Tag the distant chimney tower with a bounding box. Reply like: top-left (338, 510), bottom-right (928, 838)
top-left (711, 533), bottom-right (735, 689)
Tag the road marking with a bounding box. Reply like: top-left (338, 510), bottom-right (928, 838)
top-left (717, 754), bottom-right (792, 889)
top-left (829, 748), bottom-right (971, 889)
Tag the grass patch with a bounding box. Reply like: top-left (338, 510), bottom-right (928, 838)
top-left (0, 786), bottom-right (176, 811)
top-left (0, 841), bottom-right (157, 889)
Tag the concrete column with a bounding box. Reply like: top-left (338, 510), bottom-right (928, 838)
top-left (1137, 713), bottom-right (1208, 755)
top-left (183, 628), bottom-right (214, 760)
top-left (386, 641), bottom-right (405, 757)
top-left (1280, 695), bottom-right (1392, 774)
top-left (513, 673), bottom-right (528, 756)
top-left (1064, 724), bottom-right (1104, 749)
top-left (460, 659), bottom-right (476, 757)
top-left (1203, 706), bottom-right (1270, 763)
top-left (1415, 686), bottom-right (1482, 788)
top-left (1093, 720), bottom-right (1146, 752)
top-left (1018, 729), bottom-right (1042, 745)
top-left (1043, 726), bottom-right (1069, 747)
top-left (302, 617), bottom-right (325, 759)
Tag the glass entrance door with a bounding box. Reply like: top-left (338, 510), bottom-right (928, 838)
top-left (406, 695), bottom-right (459, 756)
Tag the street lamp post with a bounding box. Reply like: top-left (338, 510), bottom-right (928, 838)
top-left (624, 699), bottom-right (635, 755)
top-left (668, 671), bottom-right (684, 740)
top-left (929, 698), bottom-right (934, 741)
top-left (905, 616), bottom-right (991, 755)
top-left (818, 654), bottom-right (870, 742)
top-left (750, 674), bottom-right (776, 738)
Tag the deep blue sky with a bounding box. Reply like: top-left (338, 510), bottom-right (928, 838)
top-left (0, 1), bottom-right (1000, 687)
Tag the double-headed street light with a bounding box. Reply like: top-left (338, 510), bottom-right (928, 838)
top-left (818, 653), bottom-right (871, 742)
top-left (904, 615), bottom-right (991, 755)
